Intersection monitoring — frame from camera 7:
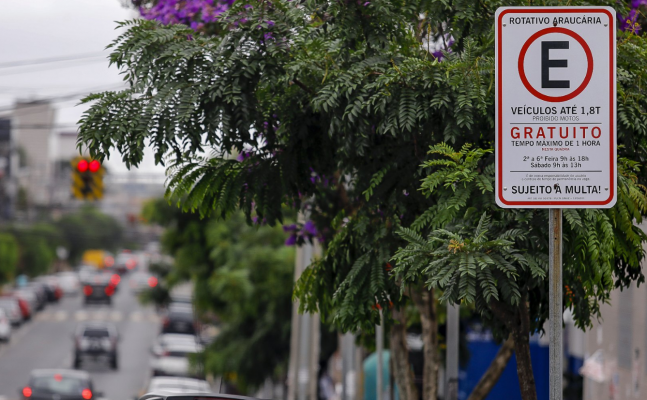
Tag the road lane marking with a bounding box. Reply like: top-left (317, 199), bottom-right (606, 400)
top-left (75, 311), bottom-right (89, 321)
top-left (54, 311), bottom-right (68, 321)
top-left (129, 311), bottom-right (142, 322)
top-left (109, 311), bottom-right (122, 321)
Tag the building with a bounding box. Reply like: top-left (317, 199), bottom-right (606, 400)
top-left (11, 100), bottom-right (55, 211)
top-left (582, 275), bottom-right (646, 400)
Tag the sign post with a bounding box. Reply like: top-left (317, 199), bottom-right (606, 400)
top-left (495, 7), bottom-right (616, 399)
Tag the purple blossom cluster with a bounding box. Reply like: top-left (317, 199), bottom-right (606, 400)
top-left (139, 0), bottom-right (234, 30)
top-left (283, 221), bottom-right (323, 246)
top-left (620, 0), bottom-right (647, 33)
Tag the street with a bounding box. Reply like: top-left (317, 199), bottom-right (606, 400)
top-left (0, 286), bottom-right (160, 400)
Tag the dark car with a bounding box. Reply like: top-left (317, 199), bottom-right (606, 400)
top-left (161, 304), bottom-right (197, 335)
top-left (82, 275), bottom-right (115, 306)
top-left (73, 322), bottom-right (119, 369)
top-left (20, 369), bottom-right (101, 400)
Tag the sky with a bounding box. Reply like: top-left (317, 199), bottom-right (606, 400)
top-left (0, 0), bottom-right (164, 174)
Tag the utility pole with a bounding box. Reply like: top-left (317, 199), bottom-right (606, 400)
top-left (287, 227), bottom-right (321, 400)
top-left (445, 303), bottom-right (459, 400)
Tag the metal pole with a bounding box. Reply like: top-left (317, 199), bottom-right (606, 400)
top-left (376, 311), bottom-right (384, 400)
top-left (445, 303), bottom-right (459, 400)
top-left (549, 208), bottom-right (562, 400)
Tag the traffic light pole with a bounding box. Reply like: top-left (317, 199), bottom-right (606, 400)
top-left (549, 209), bottom-right (562, 400)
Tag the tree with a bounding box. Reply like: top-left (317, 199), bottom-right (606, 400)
top-left (11, 224), bottom-right (60, 277)
top-left (0, 233), bottom-right (19, 285)
top-left (54, 205), bottom-right (124, 263)
top-left (80, 1), bottom-right (647, 399)
top-left (143, 199), bottom-right (296, 392)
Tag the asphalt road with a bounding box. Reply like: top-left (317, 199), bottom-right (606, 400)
top-left (0, 283), bottom-right (160, 400)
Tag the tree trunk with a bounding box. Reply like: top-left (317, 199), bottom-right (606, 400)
top-left (511, 300), bottom-right (537, 400)
top-left (489, 298), bottom-right (537, 400)
top-left (389, 306), bottom-right (418, 400)
top-left (466, 335), bottom-right (514, 400)
top-left (410, 287), bottom-right (438, 400)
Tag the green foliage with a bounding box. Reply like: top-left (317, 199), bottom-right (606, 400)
top-left (0, 233), bottom-right (19, 284)
top-left (79, 0), bottom-right (647, 353)
top-left (144, 199), bottom-right (295, 391)
top-left (54, 206), bottom-right (124, 263)
top-left (394, 144), bottom-right (647, 338)
top-left (11, 224), bottom-right (60, 277)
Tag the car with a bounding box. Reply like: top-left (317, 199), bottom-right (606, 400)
top-left (0, 296), bottom-right (24, 326)
top-left (161, 304), bottom-right (197, 335)
top-left (13, 289), bottom-right (39, 316)
top-left (146, 377), bottom-right (212, 394)
top-left (150, 340), bottom-right (203, 377)
top-left (33, 278), bottom-right (63, 303)
top-left (115, 251), bottom-right (138, 274)
top-left (0, 308), bottom-right (11, 341)
top-left (129, 271), bottom-right (157, 294)
top-left (151, 334), bottom-right (201, 358)
top-left (139, 393), bottom-right (260, 400)
top-left (25, 284), bottom-right (48, 310)
top-left (78, 265), bottom-right (99, 284)
top-left (57, 272), bottom-right (81, 295)
top-left (82, 275), bottom-right (115, 306)
top-left (2, 294), bottom-right (31, 321)
top-left (73, 322), bottom-right (119, 369)
top-left (20, 369), bottom-right (102, 400)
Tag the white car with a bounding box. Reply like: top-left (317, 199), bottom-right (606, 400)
top-left (57, 271), bottom-right (81, 295)
top-left (150, 341), bottom-right (203, 377)
top-left (146, 377), bottom-right (212, 394)
top-left (0, 308), bottom-right (12, 341)
top-left (151, 334), bottom-right (200, 358)
top-left (0, 297), bottom-right (23, 325)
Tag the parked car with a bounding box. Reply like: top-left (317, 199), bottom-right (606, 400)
top-left (13, 289), bottom-right (39, 316)
top-left (24, 284), bottom-right (47, 311)
top-left (2, 294), bottom-right (31, 321)
top-left (20, 369), bottom-right (102, 400)
top-left (33, 278), bottom-right (62, 303)
top-left (145, 377), bottom-right (212, 394)
top-left (0, 308), bottom-right (11, 341)
top-left (161, 304), bottom-right (197, 335)
top-left (151, 334), bottom-right (200, 358)
top-left (57, 272), bottom-right (81, 296)
top-left (0, 297), bottom-right (23, 326)
top-left (150, 341), bottom-right (203, 377)
top-left (73, 322), bottom-right (119, 369)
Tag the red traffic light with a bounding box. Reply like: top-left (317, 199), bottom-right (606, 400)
top-left (77, 159), bottom-right (89, 173)
top-left (89, 160), bottom-right (101, 173)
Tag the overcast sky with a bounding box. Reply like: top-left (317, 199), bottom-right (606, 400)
top-left (0, 0), bottom-right (164, 174)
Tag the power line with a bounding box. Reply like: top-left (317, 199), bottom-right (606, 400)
top-left (0, 58), bottom-right (111, 77)
top-left (0, 84), bottom-right (127, 114)
top-left (0, 52), bottom-right (107, 69)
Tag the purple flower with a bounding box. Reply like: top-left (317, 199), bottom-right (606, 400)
top-left (303, 220), bottom-right (318, 236)
top-left (363, 1), bottom-right (370, 5)
top-left (283, 224), bottom-right (299, 232)
top-left (285, 234), bottom-right (298, 246)
top-left (266, 20), bottom-right (275, 27)
top-left (619, 8), bottom-right (641, 32)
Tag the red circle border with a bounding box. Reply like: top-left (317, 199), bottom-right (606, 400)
top-left (517, 27), bottom-right (594, 103)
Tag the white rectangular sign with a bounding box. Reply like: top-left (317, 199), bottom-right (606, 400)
top-left (495, 7), bottom-right (616, 208)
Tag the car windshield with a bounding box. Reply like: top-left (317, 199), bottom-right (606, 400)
top-left (83, 329), bottom-right (110, 338)
top-left (31, 376), bottom-right (87, 395)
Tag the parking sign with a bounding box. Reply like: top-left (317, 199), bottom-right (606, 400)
top-left (495, 7), bottom-right (616, 208)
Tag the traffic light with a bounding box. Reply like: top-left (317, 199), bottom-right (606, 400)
top-left (71, 157), bottom-right (104, 200)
